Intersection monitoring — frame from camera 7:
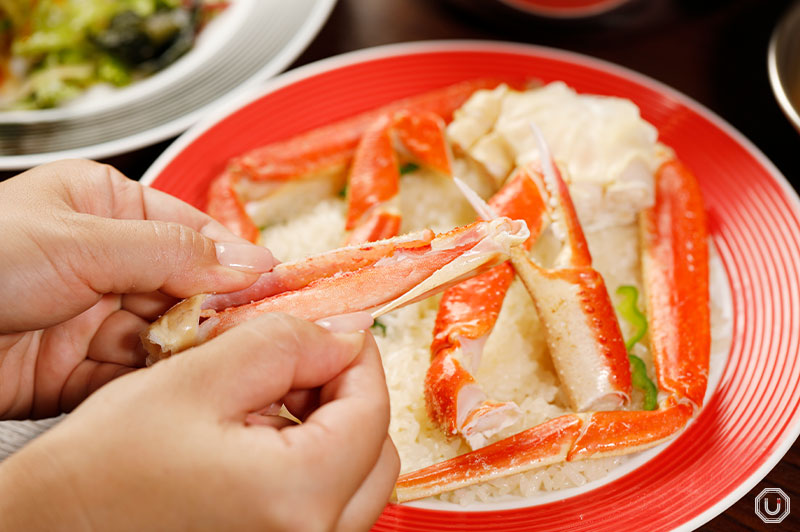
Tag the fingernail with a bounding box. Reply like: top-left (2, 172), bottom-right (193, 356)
top-left (215, 242), bottom-right (276, 273)
top-left (315, 311), bottom-right (374, 333)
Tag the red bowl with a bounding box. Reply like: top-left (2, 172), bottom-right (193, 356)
top-left (143, 42), bottom-right (800, 531)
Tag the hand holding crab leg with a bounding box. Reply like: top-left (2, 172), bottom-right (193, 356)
top-left (203, 230), bottom-right (436, 310)
top-left (141, 218), bottom-right (530, 364)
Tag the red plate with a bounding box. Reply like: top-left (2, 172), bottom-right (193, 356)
top-left (498, 0), bottom-right (631, 18)
top-left (142, 42), bottom-right (800, 531)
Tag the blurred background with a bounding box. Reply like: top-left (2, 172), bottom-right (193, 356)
top-left (99, 0), bottom-right (800, 191)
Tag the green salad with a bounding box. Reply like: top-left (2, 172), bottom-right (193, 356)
top-left (0, 0), bottom-right (227, 110)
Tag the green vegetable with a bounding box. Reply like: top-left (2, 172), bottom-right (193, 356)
top-left (97, 54), bottom-right (131, 86)
top-left (371, 319), bottom-right (387, 335)
top-left (338, 184), bottom-right (348, 198)
top-left (25, 64), bottom-right (93, 108)
top-left (0, 0), bottom-right (28, 27)
top-left (2, 0), bottom-right (204, 109)
top-left (399, 162), bottom-right (420, 175)
top-left (615, 285), bottom-right (647, 351)
top-left (629, 354), bottom-right (658, 411)
top-left (91, 5), bottom-right (198, 71)
top-left (615, 285), bottom-right (658, 411)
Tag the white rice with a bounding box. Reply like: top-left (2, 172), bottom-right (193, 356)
top-left (255, 85), bottom-right (733, 505)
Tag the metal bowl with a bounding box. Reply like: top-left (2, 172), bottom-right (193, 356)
top-left (769, 1), bottom-right (800, 131)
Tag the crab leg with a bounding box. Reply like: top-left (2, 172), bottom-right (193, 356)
top-left (141, 218), bottom-right (530, 364)
top-left (345, 110), bottom-right (453, 244)
top-left (641, 159), bottom-right (710, 408)
top-left (204, 230), bottom-right (436, 310)
top-left (205, 79), bottom-right (515, 242)
top-left (394, 400), bottom-right (694, 501)
top-left (425, 169), bottom-right (548, 449)
top-left (510, 128), bottom-right (632, 412)
top-left (394, 158), bottom-right (709, 502)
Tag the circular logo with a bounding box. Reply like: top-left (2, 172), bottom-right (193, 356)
top-left (755, 488), bottom-right (791, 524)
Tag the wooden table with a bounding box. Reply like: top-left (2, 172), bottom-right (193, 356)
top-left (11, 0), bottom-right (800, 529)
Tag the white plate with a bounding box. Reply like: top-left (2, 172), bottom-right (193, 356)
top-left (0, 0), bottom-right (336, 170)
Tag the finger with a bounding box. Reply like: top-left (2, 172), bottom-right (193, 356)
top-left (335, 437), bottom-right (400, 532)
top-left (32, 295), bottom-right (122, 417)
top-left (69, 213), bottom-right (272, 298)
top-left (34, 160), bottom-right (276, 297)
top-left (156, 313), bottom-right (367, 418)
top-left (113, 171), bottom-right (252, 244)
top-left (94, 164), bottom-right (274, 260)
top-left (86, 309), bottom-right (149, 368)
top-left (282, 333), bottom-right (390, 496)
top-left (121, 292), bottom-right (177, 321)
top-left (60, 359), bottom-right (134, 413)
top-left (281, 389), bottom-right (321, 421)
top-left (42, 159), bottom-right (255, 246)
top-left (244, 413), bottom-right (297, 430)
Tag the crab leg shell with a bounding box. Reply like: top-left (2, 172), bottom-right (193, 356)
top-left (567, 398), bottom-right (694, 461)
top-left (142, 218), bottom-right (529, 362)
top-left (641, 159), bottom-right (709, 407)
top-left (202, 235), bottom-right (482, 334)
top-left (394, 415), bottom-right (584, 502)
top-left (204, 230), bottom-right (434, 311)
top-left (511, 252), bottom-right (633, 412)
top-left (510, 157), bottom-right (631, 412)
top-left (394, 400), bottom-right (693, 502)
top-left (345, 110), bottom-right (453, 244)
top-left (346, 212), bottom-right (403, 246)
top-left (345, 111), bottom-right (453, 229)
top-left (235, 79), bottom-right (512, 181)
top-left (206, 79), bottom-right (516, 242)
top-left (425, 170), bottom-right (548, 447)
top-left (207, 170), bottom-right (262, 244)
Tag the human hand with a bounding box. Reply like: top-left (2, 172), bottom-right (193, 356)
top-left (0, 159), bottom-right (277, 419)
top-left (0, 313), bottom-right (399, 532)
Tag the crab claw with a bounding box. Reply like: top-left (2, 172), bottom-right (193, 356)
top-left (509, 126), bottom-right (632, 412)
top-left (425, 170), bottom-right (548, 448)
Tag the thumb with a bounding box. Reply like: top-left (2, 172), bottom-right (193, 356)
top-left (71, 213), bottom-right (276, 297)
top-left (154, 313), bottom-right (367, 418)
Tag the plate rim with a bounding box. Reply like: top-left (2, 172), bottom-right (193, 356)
top-left (497, 0), bottom-right (632, 18)
top-left (141, 40), bottom-right (800, 530)
top-left (0, 0), bottom-right (337, 171)
top-left (768, 0), bottom-right (800, 133)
